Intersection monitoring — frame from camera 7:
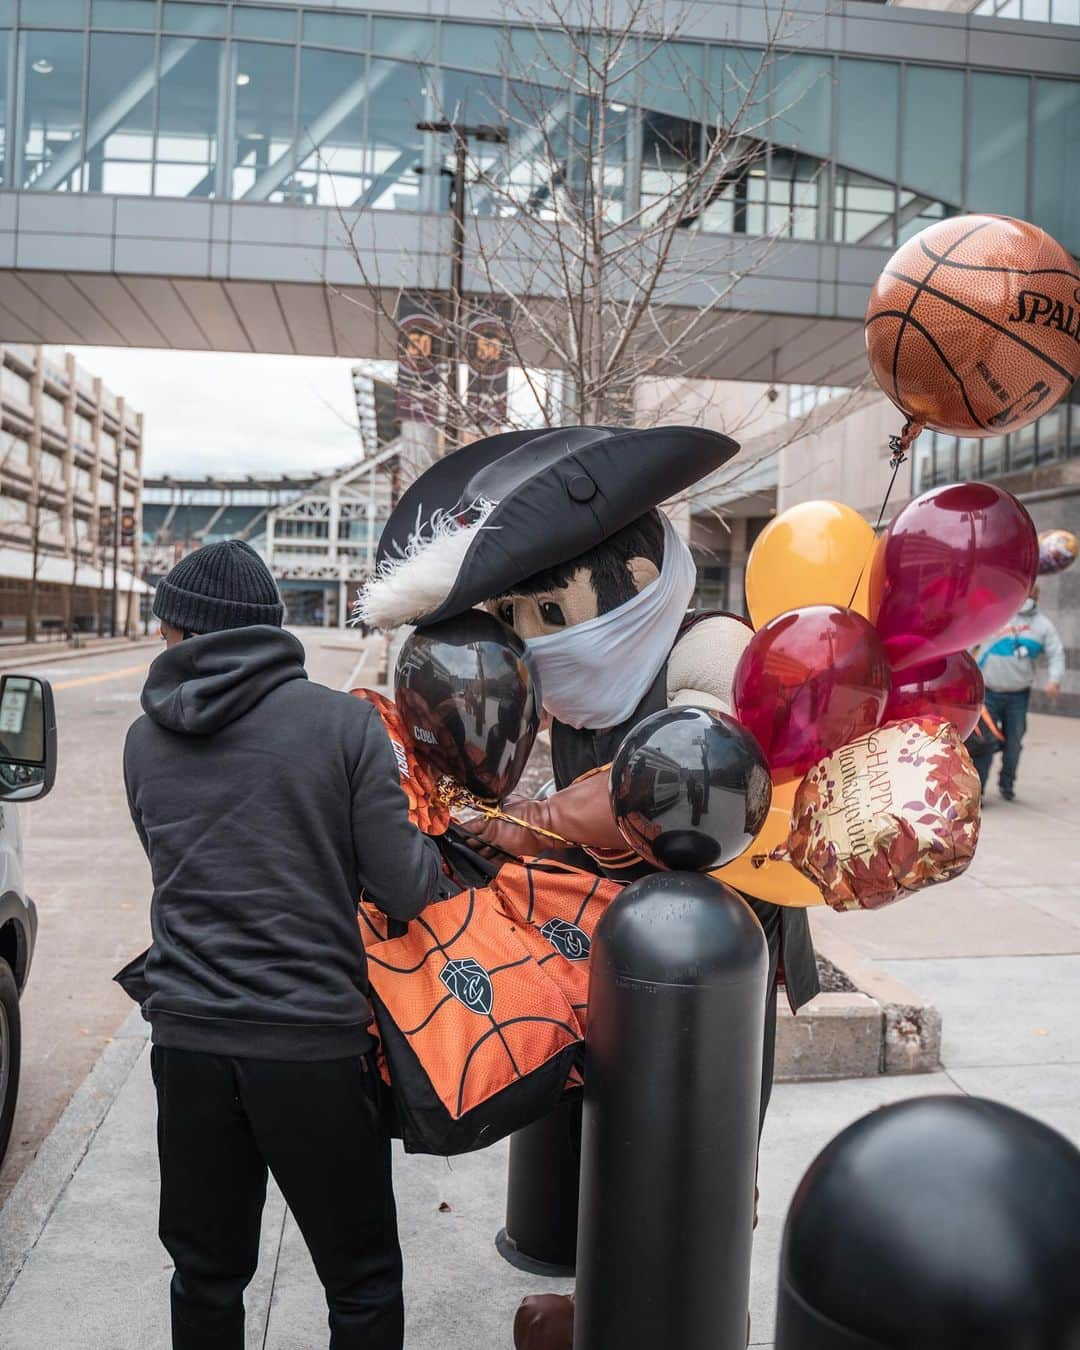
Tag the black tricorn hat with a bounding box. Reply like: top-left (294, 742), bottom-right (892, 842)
top-left (358, 424), bottom-right (739, 630)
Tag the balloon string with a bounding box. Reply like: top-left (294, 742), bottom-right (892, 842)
top-left (845, 417), bottom-right (922, 608)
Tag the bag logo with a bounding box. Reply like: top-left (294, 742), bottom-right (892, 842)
top-left (540, 918), bottom-right (591, 962)
top-left (389, 739), bottom-right (410, 779)
top-left (440, 958), bottom-right (494, 1016)
top-left (412, 725), bottom-right (438, 746)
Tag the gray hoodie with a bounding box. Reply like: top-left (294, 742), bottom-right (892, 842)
top-left (977, 599), bottom-right (1065, 694)
top-left (122, 625), bottom-right (442, 1060)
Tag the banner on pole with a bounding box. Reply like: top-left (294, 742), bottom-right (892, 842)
top-left (395, 294), bottom-right (445, 424)
top-left (465, 300), bottom-right (511, 431)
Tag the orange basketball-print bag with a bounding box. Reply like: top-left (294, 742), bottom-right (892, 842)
top-left (359, 859), bottom-right (622, 1156)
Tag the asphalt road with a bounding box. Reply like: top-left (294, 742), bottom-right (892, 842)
top-left (0, 628), bottom-right (382, 1203)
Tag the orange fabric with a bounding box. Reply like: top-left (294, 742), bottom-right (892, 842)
top-left (359, 862), bottom-right (623, 1118)
top-left (351, 688), bottom-right (450, 836)
top-left (492, 862), bottom-right (618, 1033)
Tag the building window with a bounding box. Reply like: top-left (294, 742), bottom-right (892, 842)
top-left (100, 429), bottom-right (118, 461)
top-left (1, 431), bottom-right (31, 473)
top-left (1033, 79), bottom-right (1080, 256)
top-left (27, 1), bottom-right (87, 27)
top-left (302, 12), bottom-right (368, 51)
top-left (92, 1), bottom-right (157, 30)
top-left (18, 30), bottom-right (86, 191)
top-left (968, 73), bottom-right (1029, 221)
top-left (155, 37), bottom-right (224, 197)
top-left (770, 52), bottom-right (831, 161)
top-left (2, 365), bottom-right (33, 408)
top-left (294, 46), bottom-right (368, 207)
top-left (231, 40), bottom-right (299, 200)
top-left (38, 449), bottom-right (66, 489)
top-left (364, 60), bottom-right (425, 212)
top-left (163, 3), bottom-right (227, 37)
top-left (42, 391), bottom-right (66, 430)
top-left (233, 6), bottom-right (298, 43)
top-left (0, 495), bottom-right (29, 527)
top-left (75, 412), bottom-right (95, 445)
top-left (84, 33), bottom-right (156, 195)
top-left (641, 110), bottom-right (699, 223)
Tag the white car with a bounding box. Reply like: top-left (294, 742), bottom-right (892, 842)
top-left (0, 674), bottom-right (57, 1166)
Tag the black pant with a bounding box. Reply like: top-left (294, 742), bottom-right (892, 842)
top-left (152, 1046), bottom-right (403, 1350)
top-left (972, 687), bottom-right (1030, 796)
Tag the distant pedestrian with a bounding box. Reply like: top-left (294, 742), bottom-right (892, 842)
top-left (121, 540), bottom-right (443, 1350)
top-left (971, 584), bottom-right (1065, 801)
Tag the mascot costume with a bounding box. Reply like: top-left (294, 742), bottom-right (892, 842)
top-left (358, 425), bottom-right (819, 1344)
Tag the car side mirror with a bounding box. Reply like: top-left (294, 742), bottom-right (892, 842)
top-left (0, 675), bottom-right (57, 803)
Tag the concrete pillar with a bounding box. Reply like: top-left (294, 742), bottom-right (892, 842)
top-left (90, 377), bottom-right (107, 635)
top-left (25, 349), bottom-right (45, 642)
top-left (62, 352), bottom-right (77, 638)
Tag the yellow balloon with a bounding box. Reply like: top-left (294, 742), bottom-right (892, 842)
top-left (712, 779), bottom-right (824, 908)
top-left (746, 501), bottom-right (878, 627)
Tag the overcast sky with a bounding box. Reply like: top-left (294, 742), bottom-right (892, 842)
top-left (70, 348), bottom-right (368, 480)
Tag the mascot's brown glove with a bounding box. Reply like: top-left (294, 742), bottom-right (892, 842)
top-left (459, 770), bottom-right (629, 860)
top-left (514, 1293), bottom-right (574, 1350)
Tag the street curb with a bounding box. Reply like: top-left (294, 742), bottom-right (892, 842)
top-left (775, 931), bottom-right (942, 1082)
top-left (0, 1010), bottom-right (149, 1308)
top-left (0, 637), bottom-right (156, 672)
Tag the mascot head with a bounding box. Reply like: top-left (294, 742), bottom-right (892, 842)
top-left (357, 425), bottom-right (740, 729)
top-left (490, 509), bottom-right (666, 638)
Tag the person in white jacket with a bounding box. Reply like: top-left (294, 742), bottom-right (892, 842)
top-left (972, 585), bottom-right (1065, 801)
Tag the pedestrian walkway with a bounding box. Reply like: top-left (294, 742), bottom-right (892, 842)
top-left (0, 632), bottom-right (155, 671)
top-left (0, 714), bottom-right (1076, 1349)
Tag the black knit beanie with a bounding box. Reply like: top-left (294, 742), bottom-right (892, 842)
top-left (153, 540), bottom-right (284, 634)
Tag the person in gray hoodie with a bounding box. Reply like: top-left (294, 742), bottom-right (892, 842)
top-left (972, 584), bottom-right (1065, 801)
top-left (122, 540), bottom-right (443, 1350)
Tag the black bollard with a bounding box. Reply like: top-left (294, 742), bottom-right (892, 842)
top-left (574, 871), bottom-right (768, 1350)
top-left (496, 1099), bottom-right (581, 1275)
top-left (775, 1096), bottom-right (1080, 1349)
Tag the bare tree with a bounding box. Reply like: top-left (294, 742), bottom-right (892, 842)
top-left (333, 0), bottom-right (845, 457)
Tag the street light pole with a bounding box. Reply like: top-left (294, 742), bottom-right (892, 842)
top-left (416, 120), bottom-right (508, 452)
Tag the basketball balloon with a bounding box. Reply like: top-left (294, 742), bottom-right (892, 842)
top-left (865, 215), bottom-right (1080, 438)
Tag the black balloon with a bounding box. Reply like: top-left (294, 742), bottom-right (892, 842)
top-left (610, 706), bottom-right (772, 871)
top-left (395, 610), bottom-right (541, 804)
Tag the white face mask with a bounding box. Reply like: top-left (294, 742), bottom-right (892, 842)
top-left (524, 514), bottom-right (697, 730)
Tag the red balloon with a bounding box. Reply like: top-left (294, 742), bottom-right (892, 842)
top-left (732, 605), bottom-right (891, 781)
top-left (882, 651), bottom-right (984, 740)
top-left (869, 482), bottom-right (1037, 671)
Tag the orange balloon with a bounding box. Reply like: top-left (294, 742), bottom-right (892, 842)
top-left (711, 778), bottom-right (823, 908)
top-left (746, 501), bottom-right (878, 627)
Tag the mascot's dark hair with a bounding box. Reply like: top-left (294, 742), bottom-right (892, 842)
top-left (502, 508), bottom-right (666, 615)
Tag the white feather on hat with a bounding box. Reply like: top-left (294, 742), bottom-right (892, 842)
top-left (354, 500), bottom-right (497, 631)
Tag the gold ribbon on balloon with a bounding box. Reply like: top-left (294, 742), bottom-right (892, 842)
top-left (437, 777), bottom-right (575, 847)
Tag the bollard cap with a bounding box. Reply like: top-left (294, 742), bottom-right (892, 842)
top-left (593, 871), bottom-right (767, 987)
top-left (776, 1096), bottom-right (1080, 1348)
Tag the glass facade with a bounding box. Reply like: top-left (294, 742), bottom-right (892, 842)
top-left (974, 0), bottom-right (1079, 21)
top-left (0, 5), bottom-right (1074, 250)
top-left (912, 387), bottom-right (1080, 494)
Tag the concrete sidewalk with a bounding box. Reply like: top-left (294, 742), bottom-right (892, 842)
top-left (1, 714), bottom-right (1077, 1349)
